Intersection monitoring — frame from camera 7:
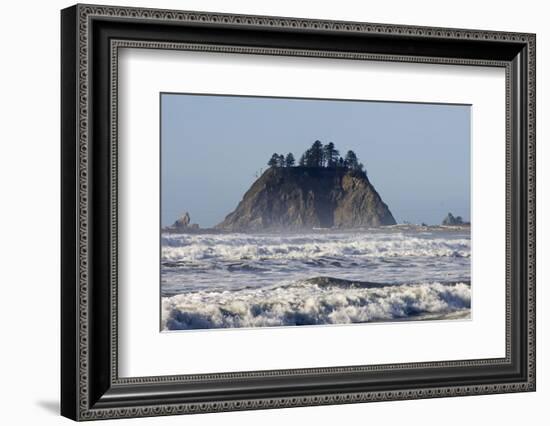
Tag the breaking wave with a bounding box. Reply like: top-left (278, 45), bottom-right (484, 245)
top-left (161, 232), bottom-right (470, 262)
top-left (162, 277), bottom-right (471, 330)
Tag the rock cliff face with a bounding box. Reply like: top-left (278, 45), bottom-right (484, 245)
top-left (216, 167), bottom-right (396, 232)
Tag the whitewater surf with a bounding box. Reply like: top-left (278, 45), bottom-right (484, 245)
top-left (161, 228), bottom-right (471, 330)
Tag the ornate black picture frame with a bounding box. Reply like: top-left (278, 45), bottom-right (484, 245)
top-left (61, 4), bottom-right (536, 421)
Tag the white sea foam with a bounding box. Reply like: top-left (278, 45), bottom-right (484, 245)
top-left (161, 280), bottom-right (471, 330)
top-left (161, 232), bottom-right (470, 263)
top-left (161, 229), bottom-right (471, 328)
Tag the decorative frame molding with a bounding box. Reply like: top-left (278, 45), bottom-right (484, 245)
top-left (61, 4), bottom-right (535, 421)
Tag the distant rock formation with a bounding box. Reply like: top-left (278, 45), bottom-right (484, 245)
top-left (216, 167), bottom-right (396, 232)
top-left (442, 212), bottom-right (465, 226)
top-left (174, 212), bottom-right (191, 228)
top-left (168, 212), bottom-right (200, 231)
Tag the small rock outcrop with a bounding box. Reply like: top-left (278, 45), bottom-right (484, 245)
top-left (216, 167), bottom-right (396, 232)
top-left (442, 212), bottom-right (464, 226)
top-left (169, 212), bottom-right (200, 231)
top-left (173, 212), bottom-right (191, 228)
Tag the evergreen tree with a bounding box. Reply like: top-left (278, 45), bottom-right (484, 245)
top-left (268, 153), bottom-right (280, 168)
top-left (285, 152), bottom-right (295, 167)
top-left (309, 140), bottom-right (324, 167)
top-left (304, 148), bottom-right (316, 167)
top-left (289, 142), bottom-right (366, 171)
top-left (277, 154), bottom-right (285, 168)
top-left (324, 142), bottom-right (339, 167)
top-left (344, 150), bottom-right (359, 170)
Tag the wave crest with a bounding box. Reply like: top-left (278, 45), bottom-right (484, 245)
top-left (162, 279), bottom-right (471, 330)
top-left (161, 232), bottom-right (470, 263)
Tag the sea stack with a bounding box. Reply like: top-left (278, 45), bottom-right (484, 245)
top-left (216, 167), bottom-right (396, 232)
top-left (173, 212), bottom-right (191, 228)
top-left (168, 212), bottom-right (200, 232)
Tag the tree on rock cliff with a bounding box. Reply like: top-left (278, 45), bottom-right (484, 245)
top-left (269, 153), bottom-right (295, 168)
top-left (268, 141), bottom-right (367, 172)
top-left (307, 140), bottom-right (325, 167)
top-left (344, 150), bottom-right (359, 170)
top-left (268, 153), bottom-right (280, 168)
top-left (324, 142), bottom-right (339, 167)
top-left (285, 152), bottom-right (295, 167)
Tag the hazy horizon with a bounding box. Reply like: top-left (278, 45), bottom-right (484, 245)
top-left (161, 93), bottom-right (471, 227)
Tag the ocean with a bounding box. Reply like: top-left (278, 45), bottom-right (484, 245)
top-left (160, 228), bottom-right (471, 330)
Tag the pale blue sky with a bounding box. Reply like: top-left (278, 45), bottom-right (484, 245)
top-left (161, 93), bottom-right (470, 227)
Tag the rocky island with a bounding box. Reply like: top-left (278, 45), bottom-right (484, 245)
top-left (161, 140), bottom-right (472, 331)
top-left (216, 141), bottom-right (396, 232)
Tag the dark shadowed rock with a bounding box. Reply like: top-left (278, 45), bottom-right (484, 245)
top-left (216, 167), bottom-right (396, 232)
top-left (173, 212), bottom-right (192, 229)
top-left (442, 213), bottom-right (464, 226)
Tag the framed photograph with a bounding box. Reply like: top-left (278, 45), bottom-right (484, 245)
top-left (61, 4), bottom-right (536, 421)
